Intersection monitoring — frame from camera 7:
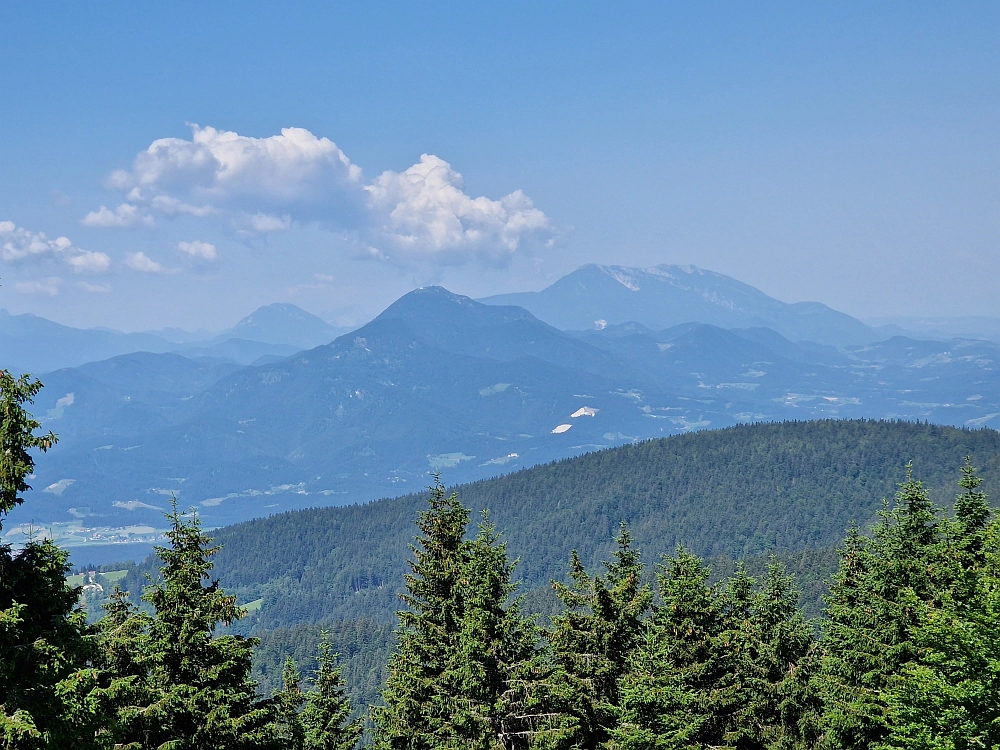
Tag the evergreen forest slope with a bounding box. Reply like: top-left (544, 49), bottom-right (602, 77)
top-left (123, 419), bottom-right (1000, 633)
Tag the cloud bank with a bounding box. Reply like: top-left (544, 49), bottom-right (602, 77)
top-left (1, 221), bottom-right (110, 274)
top-left (87, 125), bottom-right (555, 264)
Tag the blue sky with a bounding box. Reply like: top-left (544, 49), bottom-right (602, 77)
top-left (1, 2), bottom-right (997, 330)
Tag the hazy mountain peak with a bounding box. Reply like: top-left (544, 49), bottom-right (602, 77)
top-left (482, 263), bottom-right (878, 346)
top-left (376, 286), bottom-right (536, 327)
top-left (226, 303), bottom-right (341, 348)
top-left (377, 285), bottom-right (477, 313)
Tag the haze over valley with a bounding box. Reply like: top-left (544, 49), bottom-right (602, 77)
top-left (6, 263), bottom-right (1000, 552)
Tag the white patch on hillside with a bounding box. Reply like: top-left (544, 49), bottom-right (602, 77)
top-left (551, 424), bottom-right (572, 434)
top-left (606, 269), bottom-right (640, 291)
top-left (966, 413), bottom-right (1000, 427)
top-left (571, 407), bottom-right (598, 418)
top-left (45, 392), bottom-right (75, 421)
top-left (479, 383), bottom-right (511, 396)
top-left (113, 500), bottom-right (163, 511)
top-left (427, 452), bottom-right (475, 469)
top-left (43, 479), bottom-right (75, 495)
top-left (482, 453), bottom-right (519, 466)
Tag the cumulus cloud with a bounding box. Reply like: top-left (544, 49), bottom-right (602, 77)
top-left (66, 250), bottom-right (114, 273)
top-left (88, 125), bottom-right (556, 265)
top-left (15, 277), bottom-right (61, 296)
top-left (106, 125), bottom-right (363, 221)
top-left (178, 240), bottom-right (217, 260)
top-left (81, 203), bottom-right (155, 228)
top-left (1, 220), bottom-right (111, 274)
top-left (365, 154), bottom-right (552, 261)
top-left (125, 252), bottom-right (176, 274)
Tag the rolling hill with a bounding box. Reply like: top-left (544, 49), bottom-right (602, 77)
top-left (114, 419), bottom-right (1000, 632)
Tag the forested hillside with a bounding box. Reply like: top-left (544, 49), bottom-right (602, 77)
top-left (8, 367), bottom-right (1000, 748)
top-left (122, 419), bottom-right (1000, 632)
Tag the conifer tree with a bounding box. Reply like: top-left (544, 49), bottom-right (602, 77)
top-left (717, 564), bottom-right (759, 749)
top-left (0, 370), bottom-right (110, 749)
top-left (373, 477), bottom-right (471, 750)
top-left (0, 539), bottom-right (110, 749)
top-left (446, 513), bottom-right (556, 750)
top-left (733, 562), bottom-right (818, 750)
top-left (301, 632), bottom-right (362, 750)
top-left (880, 461), bottom-right (1000, 749)
top-left (548, 523), bottom-right (652, 750)
top-left (0, 371), bottom-right (56, 519)
top-left (111, 502), bottom-right (275, 749)
top-left (273, 658), bottom-right (307, 750)
top-left (816, 467), bottom-right (947, 750)
top-left (945, 457), bottom-right (992, 606)
top-left (614, 547), bottom-right (725, 750)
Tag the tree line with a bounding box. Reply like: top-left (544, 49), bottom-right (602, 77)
top-left (4, 372), bottom-right (1000, 748)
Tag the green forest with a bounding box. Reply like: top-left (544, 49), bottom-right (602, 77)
top-left (121, 417), bottom-right (1000, 631)
top-left (5, 372), bottom-right (1000, 748)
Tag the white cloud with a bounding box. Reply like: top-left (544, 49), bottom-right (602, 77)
top-left (365, 154), bottom-right (553, 263)
top-left (177, 240), bottom-right (217, 260)
top-left (125, 252), bottom-right (176, 274)
top-left (78, 281), bottom-right (112, 293)
top-left (81, 203), bottom-right (155, 228)
top-left (109, 125), bottom-right (363, 220)
top-left (15, 277), bottom-right (61, 296)
top-left (149, 195), bottom-right (215, 217)
top-left (236, 212), bottom-right (291, 233)
top-left (66, 250), bottom-right (114, 274)
top-left (1, 221), bottom-right (111, 274)
top-left (89, 125), bottom-right (556, 265)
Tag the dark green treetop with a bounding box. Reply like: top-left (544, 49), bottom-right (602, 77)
top-left (272, 658), bottom-right (307, 750)
top-left (301, 632), bottom-right (362, 750)
top-left (373, 476), bottom-right (472, 750)
top-left (110, 501), bottom-right (275, 749)
top-left (0, 370), bottom-right (56, 523)
top-left (446, 513), bottom-right (556, 750)
top-left (613, 547), bottom-right (726, 750)
top-left (548, 523), bottom-right (652, 750)
top-left (880, 462), bottom-right (1000, 749)
top-left (0, 371), bottom-right (112, 749)
top-left (816, 467), bottom-right (948, 750)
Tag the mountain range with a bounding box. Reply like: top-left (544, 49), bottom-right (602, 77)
top-left (4, 263), bottom-right (1000, 543)
top-left (0, 302), bottom-right (347, 373)
top-left (481, 264), bottom-right (903, 345)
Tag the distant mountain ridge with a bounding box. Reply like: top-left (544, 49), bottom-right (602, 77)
top-left (223, 303), bottom-right (345, 349)
top-left (0, 303), bottom-right (343, 372)
top-left (0, 309), bottom-right (176, 373)
top-left (481, 263), bottom-right (898, 346)
top-left (10, 285), bottom-right (1000, 538)
top-left (10, 287), bottom-right (675, 531)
